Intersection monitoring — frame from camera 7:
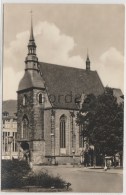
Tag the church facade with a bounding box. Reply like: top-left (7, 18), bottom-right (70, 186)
top-left (17, 19), bottom-right (104, 165)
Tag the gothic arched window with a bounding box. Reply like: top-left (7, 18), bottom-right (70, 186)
top-left (60, 115), bottom-right (66, 148)
top-left (22, 115), bottom-right (29, 139)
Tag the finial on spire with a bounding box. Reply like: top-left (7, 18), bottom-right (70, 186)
top-left (86, 49), bottom-right (90, 71)
top-left (30, 10), bottom-right (34, 41)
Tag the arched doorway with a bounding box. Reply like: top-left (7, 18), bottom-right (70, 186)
top-left (20, 141), bottom-right (30, 162)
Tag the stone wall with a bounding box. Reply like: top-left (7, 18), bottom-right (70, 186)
top-left (17, 90), bottom-right (34, 140)
top-left (33, 89), bottom-right (45, 140)
top-left (17, 88), bottom-right (50, 163)
top-left (32, 140), bottom-right (46, 164)
top-left (46, 109), bottom-right (81, 157)
top-left (17, 89), bottom-right (82, 164)
top-left (55, 156), bottom-right (80, 165)
top-left (44, 109), bottom-right (51, 156)
top-left (17, 88), bottom-right (49, 141)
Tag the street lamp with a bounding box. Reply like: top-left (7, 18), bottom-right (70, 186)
top-left (72, 149), bottom-right (75, 167)
top-left (8, 135), bottom-right (13, 160)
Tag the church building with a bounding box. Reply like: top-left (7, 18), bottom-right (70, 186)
top-left (17, 18), bottom-right (104, 165)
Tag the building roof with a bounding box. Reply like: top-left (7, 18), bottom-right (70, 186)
top-left (18, 70), bottom-right (45, 91)
top-left (39, 62), bottom-right (104, 109)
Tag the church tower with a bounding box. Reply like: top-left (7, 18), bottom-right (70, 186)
top-left (17, 13), bottom-right (46, 164)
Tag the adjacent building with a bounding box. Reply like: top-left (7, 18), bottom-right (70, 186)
top-left (2, 110), bottom-right (18, 159)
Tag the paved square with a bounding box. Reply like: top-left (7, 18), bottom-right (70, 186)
top-left (33, 166), bottom-right (123, 193)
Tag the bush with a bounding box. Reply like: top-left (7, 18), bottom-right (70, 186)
top-left (2, 160), bottom-right (30, 173)
top-left (25, 172), bottom-right (66, 188)
top-left (1, 160), bottom-right (31, 189)
top-left (1, 160), bottom-right (66, 190)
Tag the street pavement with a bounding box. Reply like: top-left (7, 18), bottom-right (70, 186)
top-left (33, 165), bottom-right (123, 193)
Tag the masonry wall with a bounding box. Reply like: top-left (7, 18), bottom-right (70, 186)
top-left (44, 109), bottom-right (52, 156)
top-left (32, 89), bottom-right (45, 140)
top-left (17, 89), bottom-right (82, 164)
top-left (17, 90), bottom-right (34, 140)
top-left (51, 109), bottom-right (81, 157)
top-left (17, 88), bottom-right (49, 164)
top-left (17, 88), bottom-right (49, 140)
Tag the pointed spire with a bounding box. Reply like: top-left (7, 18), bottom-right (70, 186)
top-left (25, 11), bottom-right (38, 70)
top-left (30, 10), bottom-right (34, 41)
top-left (86, 49), bottom-right (90, 71)
top-left (27, 10), bottom-right (36, 54)
top-left (87, 48), bottom-right (89, 60)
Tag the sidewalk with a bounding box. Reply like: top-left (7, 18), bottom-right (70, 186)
top-left (76, 166), bottom-right (123, 175)
top-left (36, 164), bottom-right (123, 175)
top-left (52, 165), bottom-right (123, 175)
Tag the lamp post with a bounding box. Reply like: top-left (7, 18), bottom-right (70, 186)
top-left (8, 135), bottom-right (13, 160)
top-left (72, 149), bottom-right (75, 167)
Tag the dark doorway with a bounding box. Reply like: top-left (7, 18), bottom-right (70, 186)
top-left (20, 142), bottom-right (30, 162)
top-left (21, 141), bottom-right (29, 150)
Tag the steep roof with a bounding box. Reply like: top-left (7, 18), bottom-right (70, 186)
top-left (18, 70), bottom-right (45, 91)
top-left (39, 62), bottom-right (104, 109)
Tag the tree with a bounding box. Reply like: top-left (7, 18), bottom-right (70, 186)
top-left (76, 87), bottom-right (124, 159)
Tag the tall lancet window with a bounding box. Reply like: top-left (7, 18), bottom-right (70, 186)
top-left (38, 93), bottom-right (44, 104)
top-left (22, 115), bottom-right (29, 139)
top-left (60, 115), bottom-right (66, 148)
top-left (23, 95), bottom-right (27, 106)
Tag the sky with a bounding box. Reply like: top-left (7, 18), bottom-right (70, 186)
top-left (3, 3), bottom-right (125, 100)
